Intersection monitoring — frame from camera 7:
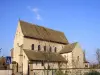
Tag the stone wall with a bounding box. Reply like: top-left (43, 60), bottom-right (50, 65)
top-left (65, 68), bottom-right (100, 75)
top-left (31, 68), bottom-right (100, 75)
top-left (0, 70), bottom-right (12, 75)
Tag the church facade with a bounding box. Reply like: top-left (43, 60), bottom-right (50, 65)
top-left (11, 20), bottom-right (89, 75)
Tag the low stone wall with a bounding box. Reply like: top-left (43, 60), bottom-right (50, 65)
top-left (0, 70), bottom-right (12, 75)
top-left (32, 68), bottom-right (100, 75)
top-left (63, 68), bottom-right (100, 75)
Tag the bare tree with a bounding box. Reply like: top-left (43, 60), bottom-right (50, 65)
top-left (0, 48), bottom-right (2, 56)
top-left (96, 48), bottom-right (100, 65)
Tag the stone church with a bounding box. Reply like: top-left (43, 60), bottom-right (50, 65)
top-left (11, 20), bottom-right (89, 75)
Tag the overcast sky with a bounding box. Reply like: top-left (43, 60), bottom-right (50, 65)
top-left (0, 0), bottom-right (100, 63)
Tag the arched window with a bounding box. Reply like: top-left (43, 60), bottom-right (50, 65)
top-left (44, 46), bottom-right (46, 52)
top-left (85, 64), bottom-right (88, 68)
top-left (55, 47), bottom-right (57, 52)
top-left (31, 44), bottom-right (34, 50)
top-left (38, 45), bottom-right (41, 51)
top-left (49, 46), bottom-right (52, 52)
top-left (77, 56), bottom-right (79, 61)
top-left (41, 61), bottom-right (44, 66)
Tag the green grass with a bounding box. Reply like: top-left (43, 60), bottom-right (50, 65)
top-left (84, 71), bottom-right (100, 75)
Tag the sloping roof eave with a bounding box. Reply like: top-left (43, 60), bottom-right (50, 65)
top-left (24, 36), bottom-right (67, 44)
top-left (59, 42), bottom-right (77, 54)
top-left (23, 49), bottom-right (67, 62)
top-left (60, 51), bottom-right (72, 54)
top-left (19, 20), bottom-right (68, 44)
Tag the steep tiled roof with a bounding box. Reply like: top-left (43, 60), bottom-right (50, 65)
top-left (19, 20), bottom-right (68, 44)
top-left (59, 42), bottom-right (78, 54)
top-left (24, 49), bottom-right (67, 62)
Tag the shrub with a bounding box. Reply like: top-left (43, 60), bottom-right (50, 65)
top-left (84, 71), bottom-right (100, 75)
top-left (55, 70), bottom-right (64, 75)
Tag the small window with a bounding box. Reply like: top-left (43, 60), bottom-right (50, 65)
top-left (38, 45), bottom-right (41, 51)
top-left (49, 46), bottom-right (52, 52)
top-left (41, 62), bottom-right (44, 66)
top-left (55, 47), bottom-right (57, 52)
top-left (32, 44), bottom-right (34, 50)
top-left (85, 64), bottom-right (88, 68)
top-left (77, 56), bottom-right (79, 61)
top-left (44, 46), bottom-right (46, 52)
top-left (24, 56), bottom-right (25, 58)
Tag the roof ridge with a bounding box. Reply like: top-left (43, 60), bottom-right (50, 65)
top-left (19, 20), bottom-right (64, 33)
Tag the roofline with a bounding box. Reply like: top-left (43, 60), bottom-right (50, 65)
top-left (29, 60), bottom-right (67, 63)
top-left (84, 61), bottom-right (89, 63)
top-left (19, 20), bottom-right (65, 34)
top-left (59, 51), bottom-right (72, 54)
top-left (24, 36), bottom-right (68, 45)
top-left (59, 42), bottom-right (78, 54)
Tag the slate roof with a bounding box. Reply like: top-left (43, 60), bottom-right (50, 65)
top-left (23, 49), bottom-right (67, 62)
top-left (19, 20), bottom-right (68, 44)
top-left (59, 42), bottom-right (78, 54)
